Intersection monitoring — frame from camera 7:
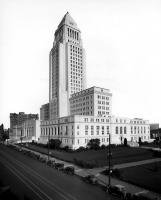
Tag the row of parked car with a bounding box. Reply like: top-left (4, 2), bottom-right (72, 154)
top-left (7, 144), bottom-right (75, 175)
top-left (106, 184), bottom-right (157, 200)
top-left (8, 144), bottom-right (157, 200)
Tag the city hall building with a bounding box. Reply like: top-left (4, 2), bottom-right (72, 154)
top-left (40, 12), bottom-right (150, 149)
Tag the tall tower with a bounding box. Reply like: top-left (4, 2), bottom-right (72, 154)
top-left (49, 12), bottom-right (86, 120)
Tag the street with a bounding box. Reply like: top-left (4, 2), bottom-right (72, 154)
top-left (0, 144), bottom-right (118, 200)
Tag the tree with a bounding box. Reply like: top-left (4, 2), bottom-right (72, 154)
top-left (2, 130), bottom-right (9, 141)
top-left (49, 139), bottom-right (61, 149)
top-left (123, 138), bottom-right (127, 147)
top-left (87, 139), bottom-right (100, 150)
top-left (139, 137), bottom-right (142, 146)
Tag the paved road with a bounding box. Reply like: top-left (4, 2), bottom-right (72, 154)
top-left (0, 144), bottom-right (118, 200)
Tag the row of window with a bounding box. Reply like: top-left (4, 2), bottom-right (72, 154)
top-left (84, 118), bottom-right (110, 123)
top-left (98, 95), bottom-right (109, 100)
top-left (98, 106), bottom-right (109, 110)
top-left (98, 101), bottom-right (109, 105)
top-left (68, 28), bottom-right (79, 40)
top-left (130, 120), bottom-right (146, 124)
top-left (98, 111), bottom-right (109, 115)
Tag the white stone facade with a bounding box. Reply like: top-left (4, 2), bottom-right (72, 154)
top-left (40, 115), bottom-right (150, 149)
top-left (49, 12), bottom-right (86, 120)
top-left (70, 86), bottom-right (112, 117)
top-left (10, 120), bottom-right (40, 143)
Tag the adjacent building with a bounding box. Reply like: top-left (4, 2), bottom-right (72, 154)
top-left (150, 123), bottom-right (161, 140)
top-left (9, 119), bottom-right (40, 143)
top-left (40, 103), bottom-right (50, 120)
top-left (10, 112), bottom-right (39, 129)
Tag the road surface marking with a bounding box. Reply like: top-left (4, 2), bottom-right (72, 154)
top-left (0, 150), bottom-right (78, 200)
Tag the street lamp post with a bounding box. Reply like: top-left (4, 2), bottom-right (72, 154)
top-left (48, 134), bottom-right (50, 161)
top-left (107, 133), bottom-right (112, 187)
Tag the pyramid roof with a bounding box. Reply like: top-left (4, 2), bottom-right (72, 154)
top-left (58, 12), bottom-right (79, 30)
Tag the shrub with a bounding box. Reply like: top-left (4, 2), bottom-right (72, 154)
top-left (73, 158), bottom-right (96, 169)
top-left (62, 146), bottom-right (69, 151)
top-left (87, 139), bottom-right (100, 150)
top-left (102, 168), bottom-right (122, 179)
top-left (101, 144), bottom-right (106, 149)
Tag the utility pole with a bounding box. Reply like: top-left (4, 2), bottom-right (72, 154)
top-left (107, 133), bottom-right (112, 187)
top-left (48, 134), bottom-right (50, 161)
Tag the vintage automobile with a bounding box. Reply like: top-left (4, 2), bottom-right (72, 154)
top-left (125, 193), bottom-right (135, 200)
top-left (39, 156), bottom-right (47, 162)
top-left (54, 163), bottom-right (64, 170)
top-left (106, 184), bottom-right (126, 199)
top-left (33, 154), bottom-right (40, 160)
top-left (83, 175), bottom-right (98, 185)
top-left (64, 166), bottom-right (75, 174)
top-left (46, 160), bottom-right (55, 167)
top-left (133, 191), bottom-right (157, 200)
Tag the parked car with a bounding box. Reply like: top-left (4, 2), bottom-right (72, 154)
top-left (64, 166), bottom-right (75, 174)
top-left (106, 184), bottom-right (126, 199)
top-left (133, 192), bottom-right (157, 200)
top-left (83, 175), bottom-right (98, 185)
top-left (39, 156), bottom-right (47, 162)
top-left (34, 154), bottom-right (40, 160)
top-left (125, 193), bottom-right (134, 200)
top-left (46, 160), bottom-right (55, 167)
top-left (55, 163), bottom-right (64, 170)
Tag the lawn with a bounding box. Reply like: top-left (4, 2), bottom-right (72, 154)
top-left (19, 143), bottom-right (155, 167)
top-left (120, 161), bottom-right (161, 194)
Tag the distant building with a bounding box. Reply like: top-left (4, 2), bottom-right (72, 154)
top-left (9, 119), bottom-right (40, 143)
top-left (40, 103), bottom-right (49, 120)
top-left (150, 123), bottom-right (161, 140)
top-left (10, 112), bottom-right (39, 128)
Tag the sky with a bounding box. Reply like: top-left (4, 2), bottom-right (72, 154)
top-left (0, 0), bottom-right (161, 128)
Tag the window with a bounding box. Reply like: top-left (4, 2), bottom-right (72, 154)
top-left (96, 126), bottom-right (99, 135)
top-left (107, 126), bottom-right (109, 134)
top-left (120, 127), bottom-right (122, 134)
top-left (65, 126), bottom-right (68, 135)
top-left (77, 125), bottom-right (79, 129)
top-left (85, 125), bottom-right (88, 135)
top-left (102, 126), bottom-right (104, 135)
top-left (91, 126), bottom-right (94, 135)
top-left (116, 127), bottom-right (118, 134)
top-left (124, 127), bottom-right (126, 134)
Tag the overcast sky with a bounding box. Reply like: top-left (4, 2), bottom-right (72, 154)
top-left (1, 0), bottom-right (161, 128)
